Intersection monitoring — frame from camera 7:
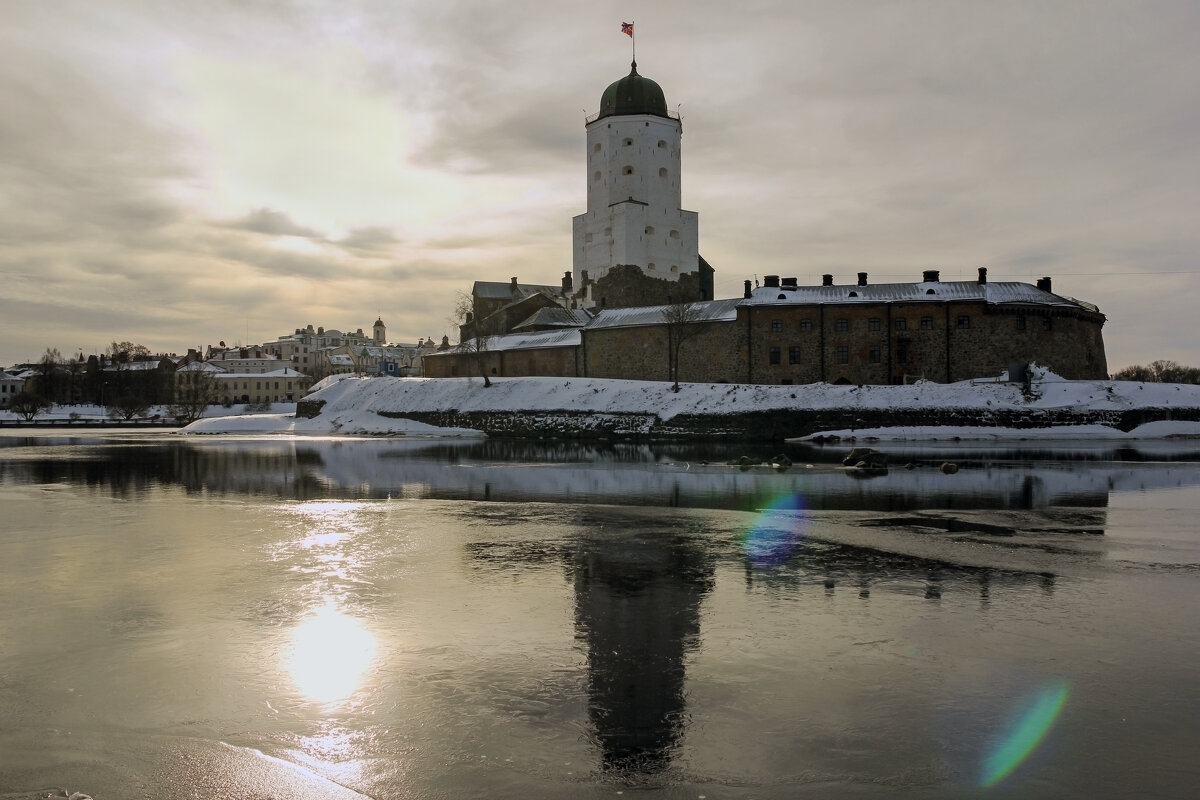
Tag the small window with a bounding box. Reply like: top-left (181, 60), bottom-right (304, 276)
top-left (622, 166), bottom-right (633, 175)
top-left (659, 168), bottom-right (668, 178)
top-left (769, 347), bottom-right (781, 365)
top-left (869, 346), bottom-right (881, 364)
top-left (670, 265), bottom-right (679, 273)
top-left (1016, 316), bottom-right (1026, 330)
top-left (657, 140), bottom-right (666, 148)
top-left (645, 225), bottom-right (655, 235)
top-left (848, 291), bottom-right (858, 297)
top-left (957, 316), bottom-right (970, 329)
top-left (788, 346), bottom-right (801, 365)
top-left (584, 233), bottom-right (593, 243)
top-left (771, 319), bottom-right (783, 333)
top-left (777, 294), bottom-right (786, 300)
top-left (895, 318), bottom-right (907, 331)
top-left (669, 230), bottom-right (680, 239)
top-left (593, 171), bottom-right (601, 181)
top-left (868, 318), bottom-right (881, 332)
top-left (647, 262), bottom-right (656, 271)
top-left (920, 316), bottom-right (933, 330)
top-left (593, 143), bottom-right (601, 152)
top-left (1043, 317), bottom-right (1053, 331)
top-left (835, 319), bottom-right (849, 332)
top-left (781, 378), bottom-right (793, 385)
top-left (604, 227), bottom-right (612, 236)
top-left (799, 320), bottom-right (812, 332)
top-left (926, 288), bottom-right (936, 295)
top-left (836, 346), bottom-right (849, 364)
top-left (622, 138), bottom-right (633, 146)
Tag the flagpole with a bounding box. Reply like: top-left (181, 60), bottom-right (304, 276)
top-left (632, 21), bottom-right (636, 64)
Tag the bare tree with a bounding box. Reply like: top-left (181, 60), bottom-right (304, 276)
top-left (36, 348), bottom-right (63, 401)
top-left (451, 289), bottom-right (496, 386)
top-left (170, 369), bottom-right (217, 423)
top-left (10, 391), bottom-right (50, 422)
top-left (106, 394), bottom-right (151, 421)
top-left (662, 301), bottom-right (706, 392)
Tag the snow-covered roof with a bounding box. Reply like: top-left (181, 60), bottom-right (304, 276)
top-left (211, 367), bottom-right (309, 379)
top-left (429, 328), bottom-right (581, 357)
top-left (512, 307), bottom-right (593, 331)
top-left (474, 281), bottom-right (563, 301)
top-left (741, 280), bottom-right (1100, 313)
top-left (178, 361), bottom-right (224, 373)
top-left (584, 298), bottom-right (742, 330)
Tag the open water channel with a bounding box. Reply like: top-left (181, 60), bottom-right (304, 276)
top-left (0, 430), bottom-right (1197, 799)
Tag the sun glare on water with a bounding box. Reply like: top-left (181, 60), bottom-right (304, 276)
top-left (287, 600), bottom-right (377, 705)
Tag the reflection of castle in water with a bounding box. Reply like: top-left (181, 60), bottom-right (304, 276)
top-left (569, 512), bottom-right (714, 773)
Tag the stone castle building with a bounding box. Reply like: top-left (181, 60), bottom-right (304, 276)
top-left (429, 61), bottom-right (1107, 385)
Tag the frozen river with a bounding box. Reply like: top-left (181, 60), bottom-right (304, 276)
top-left (1, 431), bottom-right (1198, 799)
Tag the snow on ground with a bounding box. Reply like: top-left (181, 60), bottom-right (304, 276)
top-left (173, 365), bottom-right (1200, 438)
top-left (792, 420), bottom-right (1200, 442)
top-left (0, 402), bottom-right (297, 423)
top-left (180, 410), bottom-right (484, 437)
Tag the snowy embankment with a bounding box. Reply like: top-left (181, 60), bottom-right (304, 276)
top-left (177, 367), bottom-right (1200, 440)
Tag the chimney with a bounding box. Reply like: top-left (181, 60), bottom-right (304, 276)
top-left (822, 274), bottom-right (833, 286)
top-left (764, 275), bottom-right (780, 288)
top-left (562, 271), bottom-right (573, 292)
top-left (923, 270), bottom-right (940, 283)
top-left (1037, 276), bottom-right (1052, 293)
top-left (744, 279), bottom-right (752, 298)
top-left (857, 272), bottom-right (868, 286)
top-left (978, 267), bottom-right (988, 284)
top-left (781, 277), bottom-right (798, 288)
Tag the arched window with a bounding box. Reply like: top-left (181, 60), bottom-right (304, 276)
top-left (593, 143), bottom-right (601, 152)
top-left (644, 226), bottom-right (655, 235)
top-left (622, 138), bottom-right (633, 146)
top-left (659, 168), bottom-right (668, 178)
top-left (622, 166), bottom-right (634, 175)
top-left (657, 140), bottom-right (666, 148)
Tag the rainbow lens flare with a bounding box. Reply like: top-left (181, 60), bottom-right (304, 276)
top-left (741, 493), bottom-right (809, 567)
top-left (980, 679), bottom-right (1071, 788)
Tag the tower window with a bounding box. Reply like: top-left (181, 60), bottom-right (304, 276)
top-left (647, 262), bottom-right (656, 271)
top-left (659, 168), bottom-right (668, 178)
top-left (593, 143), bottom-right (601, 152)
top-left (622, 138), bottom-right (633, 146)
top-left (645, 226), bottom-right (655, 235)
top-left (670, 265), bottom-right (678, 273)
top-left (657, 140), bottom-right (666, 148)
top-left (593, 171), bottom-right (601, 181)
top-left (622, 166), bottom-right (633, 175)
top-left (669, 230), bottom-right (679, 239)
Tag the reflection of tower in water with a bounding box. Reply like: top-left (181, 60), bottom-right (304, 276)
top-left (572, 522), bottom-right (714, 774)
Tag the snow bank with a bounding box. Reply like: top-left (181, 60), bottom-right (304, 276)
top-left (791, 421), bottom-right (1200, 443)
top-left (175, 366), bottom-right (1200, 438)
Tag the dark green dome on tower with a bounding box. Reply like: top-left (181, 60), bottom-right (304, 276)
top-left (596, 61), bottom-right (670, 121)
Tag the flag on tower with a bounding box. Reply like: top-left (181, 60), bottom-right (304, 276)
top-left (621, 21), bottom-right (634, 37)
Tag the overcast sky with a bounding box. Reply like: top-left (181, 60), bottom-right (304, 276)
top-left (2, 1), bottom-right (1196, 370)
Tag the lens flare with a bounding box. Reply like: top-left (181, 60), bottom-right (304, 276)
top-left (741, 493), bottom-right (809, 567)
top-left (980, 679), bottom-right (1070, 788)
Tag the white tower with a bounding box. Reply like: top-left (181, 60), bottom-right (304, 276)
top-left (572, 62), bottom-right (699, 307)
top-left (373, 317), bottom-right (386, 344)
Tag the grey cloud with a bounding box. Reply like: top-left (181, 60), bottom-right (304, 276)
top-left (222, 209), bottom-right (325, 238)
